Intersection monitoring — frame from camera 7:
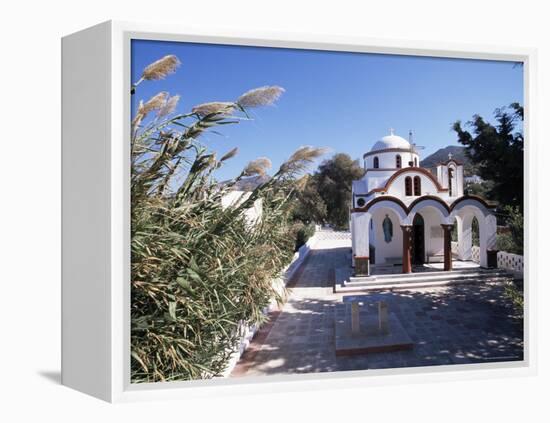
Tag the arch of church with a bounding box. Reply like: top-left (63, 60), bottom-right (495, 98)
top-left (364, 198), bottom-right (409, 223)
top-left (368, 207), bottom-right (404, 265)
top-left (406, 197), bottom-right (452, 225)
top-left (450, 195), bottom-right (494, 218)
top-left (352, 194), bottom-right (496, 274)
top-left (451, 203), bottom-right (496, 267)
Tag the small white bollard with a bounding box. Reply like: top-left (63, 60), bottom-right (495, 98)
top-left (378, 301), bottom-right (389, 334)
top-left (351, 302), bottom-right (360, 334)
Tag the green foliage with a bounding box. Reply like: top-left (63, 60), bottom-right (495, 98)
top-left (452, 103), bottom-right (523, 209)
top-left (465, 179), bottom-right (494, 198)
top-left (505, 205), bottom-right (524, 253)
top-left (293, 222), bottom-right (316, 251)
top-left (471, 217), bottom-right (480, 246)
top-left (451, 222), bottom-right (458, 242)
top-left (496, 205), bottom-right (523, 254)
top-left (496, 233), bottom-right (516, 254)
top-left (309, 153), bottom-right (364, 229)
top-left (453, 217), bottom-right (479, 245)
top-left (292, 175), bottom-right (327, 225)
top-left (130, 59), bottom-right (324, 383)
top-left (504, 281), bottom-right (524, 314)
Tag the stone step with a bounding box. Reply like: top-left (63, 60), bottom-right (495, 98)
top-left (335, 275), bottom-right (512, 293)
top-left (349, 268), bottom-right (506, 283)
top-left (346, 269), bottom-right (507, 286)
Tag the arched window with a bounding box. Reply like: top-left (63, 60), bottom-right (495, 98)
top-left (448, 167), bottom-right (454, 196)
top-left (471, 216), bottom-right (480, 246)
top-left (373, 156), bottom-right (379, 169)
top-left (405, 176), bottom-right (412, 196)
top-left (396, 155), bottom-right (402, 168)
top-left (414, 176), bottom-right (421, 196)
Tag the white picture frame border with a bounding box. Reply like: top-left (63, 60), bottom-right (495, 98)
top-left (62, 20), bottom-right (538, 403)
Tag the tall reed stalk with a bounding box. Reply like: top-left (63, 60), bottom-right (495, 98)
top-left (130, 55), bottom-right (324, 382)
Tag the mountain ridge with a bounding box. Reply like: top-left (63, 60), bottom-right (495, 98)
top-left (420, 145), bottom-right (475, 176)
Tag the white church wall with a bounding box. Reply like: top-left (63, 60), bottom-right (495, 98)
top-left (352, 180), bottom-right (368, 196)
top-left (449, 165), bottom-right (458, 197)
top-left (221, 190), bottom-right (249, 208)
top-left (436, 163), bottom-right (464, 198)
top-left (455, 214), bottom-right (473, 260)
top-left (447, 164), bottom-right (464, 198)
top-left (450, 204), bottom-right (495, 268)
top-left (365, 171), bottom-right (393, 191)
top-left (421, 208), bottom-right (444, 259)
top-left (221, 191), bottom-right (263, 226)
top-left (351, 213), bottom-right (356, 265)
top-left (456, 166), bottom-right (464, 196)
top-left (439, 165), bottom-right (448, 189)
top-left (351, 212), bottom-right (370, 257)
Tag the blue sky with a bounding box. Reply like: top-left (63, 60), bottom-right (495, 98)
top-left (131, 39), bottom-right (523, 181)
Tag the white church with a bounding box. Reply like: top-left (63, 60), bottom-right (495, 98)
top-left (350, 130), bottom-right (498, 276)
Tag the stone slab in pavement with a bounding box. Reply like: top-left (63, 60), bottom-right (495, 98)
top-left (334, 304), bottom-right (413, 355)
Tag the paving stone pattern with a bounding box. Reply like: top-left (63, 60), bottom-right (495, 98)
top-left (231, 234), bottom-right (523, 377)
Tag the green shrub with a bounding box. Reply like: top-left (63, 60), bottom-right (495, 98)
top-left (496, 232), bottom-right (516, 254)
top-left (504, 281), bottom-right (524, 314)
top-left (293, 222), bottom-right (316, 251)
top-left (496, 206), bottom-right (523, 254)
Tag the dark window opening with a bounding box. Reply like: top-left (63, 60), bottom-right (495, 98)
top-left (405, 176), bottom-right (413, 196)
top-left (414, 176), bottom-right (421, 196)
top-left (448, 167), bottom-right (454, 196)
top-left (373, 156), bottom-right (379, 169)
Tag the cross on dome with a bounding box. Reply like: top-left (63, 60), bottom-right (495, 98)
top-left (448, 152), bottom-right (453, 160)
top-left (389, 128), bottom-right (395, 135)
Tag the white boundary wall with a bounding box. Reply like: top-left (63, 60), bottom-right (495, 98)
top-left (472, 245), bottom-right (481, 263)
top-left (451, 241), bottom-right (459, 255)
top-left (497, 251), bottom-right (524, 273)
top-left (452, 241), bottom-right (523, 274)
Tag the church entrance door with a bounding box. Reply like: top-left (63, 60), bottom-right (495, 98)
top-left (412, 214), bottom-right (425, 265)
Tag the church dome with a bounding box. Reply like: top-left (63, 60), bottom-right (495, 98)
top-left (371, 130), bottom-right (411, 152)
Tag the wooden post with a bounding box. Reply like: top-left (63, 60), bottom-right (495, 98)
top-left (354, 256), bottom-right (369, 276)
top-left (441, 224), bottom-right (453, 271)
top-left (401, 225), bottom-right (412, 273)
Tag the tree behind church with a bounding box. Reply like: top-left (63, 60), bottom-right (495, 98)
top-left (452, 103), bottom-right (523, 210)
top-left (312, 153), bottom-right (364, 229)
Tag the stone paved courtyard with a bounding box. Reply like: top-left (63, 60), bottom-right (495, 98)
top-left (231, 234), bottom-right (523, 377)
